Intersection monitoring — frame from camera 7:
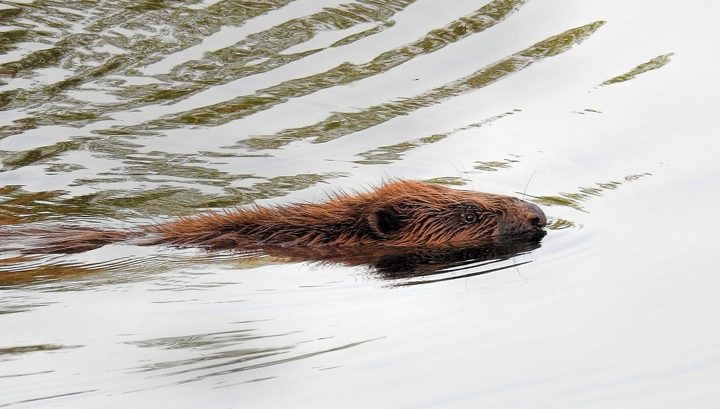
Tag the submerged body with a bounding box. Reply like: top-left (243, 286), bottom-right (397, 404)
top-left (2, 180), bottom-right (547, 255)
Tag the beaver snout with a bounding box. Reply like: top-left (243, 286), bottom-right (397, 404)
top-left (519, 200), bottom-right (546, 231)
top-left (495, 198), bottom-right (547, 241)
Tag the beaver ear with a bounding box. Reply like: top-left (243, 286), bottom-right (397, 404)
top-left (368, 207), bottom-right (403, 237)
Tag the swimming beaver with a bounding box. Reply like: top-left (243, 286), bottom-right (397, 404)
top-left (1, 180), bottom-right (546, 255)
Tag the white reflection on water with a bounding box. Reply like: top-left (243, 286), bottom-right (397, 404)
top-left (1, 0), bottom-right (720, 407)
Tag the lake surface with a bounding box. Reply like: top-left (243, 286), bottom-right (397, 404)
top-left (1, 0), bottom-right (719, 408)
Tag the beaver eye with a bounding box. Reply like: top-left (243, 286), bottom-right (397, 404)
top-left (462, 212), bottom-right (477, 224)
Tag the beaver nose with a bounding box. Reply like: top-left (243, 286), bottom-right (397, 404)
top-left (519, 200), bottom-right (546, 230)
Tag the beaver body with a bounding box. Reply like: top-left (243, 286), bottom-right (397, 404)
top-left (2, 180), bottom-right (546, 255)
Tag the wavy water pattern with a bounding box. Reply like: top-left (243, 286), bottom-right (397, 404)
top-left (243, 20), bottom-right (605, 149)
top-left (2, 1), bottom-right (708, 407)
top-left (155, 0), bottom-right (526, 129)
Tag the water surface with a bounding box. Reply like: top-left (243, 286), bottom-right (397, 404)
top-left (1, 0), bottom-right (720, 408)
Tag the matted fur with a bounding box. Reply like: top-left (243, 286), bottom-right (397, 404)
top-left (1, 180), bottom-right (546, 254)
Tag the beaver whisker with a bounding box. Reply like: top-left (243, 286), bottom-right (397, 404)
top-left (522, 170), bottom-right (537, 201)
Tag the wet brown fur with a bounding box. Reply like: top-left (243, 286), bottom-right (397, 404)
top-left (1, 180), bottom-right (546, 255)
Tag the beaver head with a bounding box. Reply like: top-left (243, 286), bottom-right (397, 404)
top-left (364, 181), bottom-right (546, 247)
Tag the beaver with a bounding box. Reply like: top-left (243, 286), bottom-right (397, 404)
top-left (1, 180), bottom-right (546, 255)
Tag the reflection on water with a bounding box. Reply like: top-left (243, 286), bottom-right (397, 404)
top-left (129, 327), bottom-right (380, 387)
top-left (0, 343), bottom-right (80, 357)
top-left (355, 109), bottom-right (520, 164)
top-left (528, 173), bottom-right (652, 212)
top-left (601, 53), bottom-right (674, 86)
top-left (1, 0), bottom-right (717, 407)
top-left (242, 20), bottom-right (605, 149)
top-left (0, 235), bottom-right (542, 288)
top-left (368, 241), bottom-right (540, 284)
top-left (250, 240), bottom-right (545, 281)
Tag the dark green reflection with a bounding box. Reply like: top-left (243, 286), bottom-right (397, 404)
top-left (0, 344), bottom-right (81, 356)
top-left (243, 20), bottom-right (605, 149)
top-left (355, 110), bottom-right (520, 164)
top-left (0, 0), bottom-right (295, 133)
top-left (474, 156), bottom-right (520, 172)
top-left (527, 173), bottom-right (652, 212)
top-left (0, 172), bottom-right (345, 223)
top-left (158, 0), bottom-right (525, 129)
top-left (601, 53), bottom-right (674, 86)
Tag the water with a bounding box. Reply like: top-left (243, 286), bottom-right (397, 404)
top-left (1, 0), bottom-right (719, 407)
